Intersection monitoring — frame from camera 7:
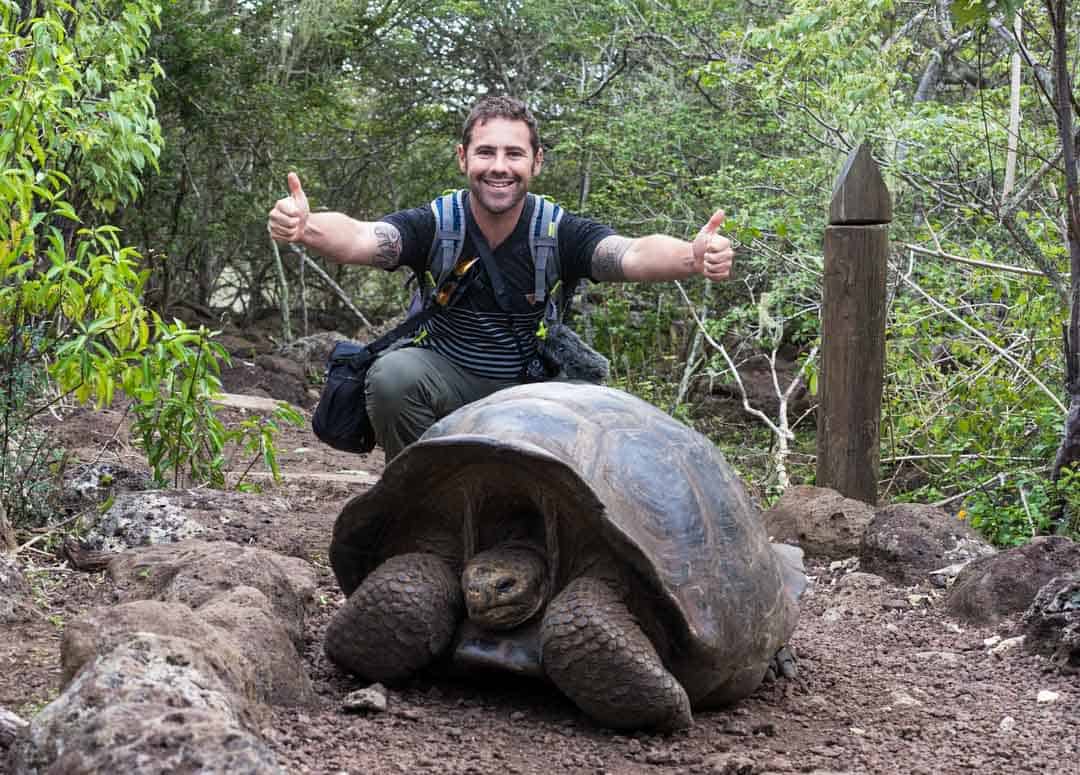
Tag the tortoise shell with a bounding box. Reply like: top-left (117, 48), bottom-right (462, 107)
top-left (329, 382), bottom-right (800, 704)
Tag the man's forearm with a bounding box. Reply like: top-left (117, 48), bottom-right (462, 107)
top-left (592, 234), bottom-right (696, 283)
top-left (299, 213), bottom-right (402, 268)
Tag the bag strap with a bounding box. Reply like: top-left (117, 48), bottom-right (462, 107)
top-left (426, 191), bottom-right (466, 301)
top-left (528, 194), bottom-right (562, 303)
top-left (430, 190), bottom-right (568, 320)
top-left (464, 207), bottom-right (517, 314)
top-left (367, 257), bottom-right (478, 357)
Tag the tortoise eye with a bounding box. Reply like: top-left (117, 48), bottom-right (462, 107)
top-left (496, 578), bottom-right (516, 594)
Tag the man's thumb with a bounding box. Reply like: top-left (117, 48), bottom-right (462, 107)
top-left (701, 208), bottom-right (726, 235)
top-left (287, 172), bottom-right (306, 203)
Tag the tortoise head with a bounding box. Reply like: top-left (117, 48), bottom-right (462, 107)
top-left (461, 541), bottom-right (550, 630)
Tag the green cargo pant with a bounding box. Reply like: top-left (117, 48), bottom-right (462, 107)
top-left (365, 347), bottom-right (519, 461)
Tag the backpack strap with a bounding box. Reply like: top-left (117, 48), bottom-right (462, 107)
top-left (426, 190), bottom-right (467, 302)
top-left (528, 193), bottom-right (564, 321)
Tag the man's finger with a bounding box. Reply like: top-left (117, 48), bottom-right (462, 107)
top-left (287, 172), bottom-right (306, 203)
top-left (700, 208), bottom-right (726, 236)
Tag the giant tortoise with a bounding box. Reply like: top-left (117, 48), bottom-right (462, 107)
top-left (325, 382), bottom-right (805, 730)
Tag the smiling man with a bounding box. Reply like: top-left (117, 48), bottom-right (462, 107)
top-left (268, 95), bottom-right (734, 460)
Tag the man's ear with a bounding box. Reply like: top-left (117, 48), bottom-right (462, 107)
top-left (532, 147), bottom-right (544, 175)
top-left (457, 144), bottom-right (467, 173)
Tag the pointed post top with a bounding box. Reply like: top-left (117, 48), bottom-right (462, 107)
top-left (829, 143), bottom-right (892, 226)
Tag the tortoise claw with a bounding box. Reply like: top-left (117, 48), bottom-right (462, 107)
top-left (763, 645), bottom-right (798, 683)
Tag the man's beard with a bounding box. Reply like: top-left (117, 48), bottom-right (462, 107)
top-left (469, 175), bottom-right (527, 216)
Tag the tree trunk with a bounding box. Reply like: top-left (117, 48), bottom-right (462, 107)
top-left (0, 503), bottom-right (15, 553)
top-left (1048, 0), bottom-right (1080, 531)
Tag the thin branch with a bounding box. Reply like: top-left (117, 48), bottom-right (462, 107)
top-left (901, 243), bottom-right (1045, 277)
top-left (289, 244), bottom-right (373, 331)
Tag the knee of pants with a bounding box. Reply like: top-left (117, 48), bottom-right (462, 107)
top-left (365, 349), bottom-right (431, 417)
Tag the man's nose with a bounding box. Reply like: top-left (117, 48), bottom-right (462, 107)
top-left (490, 152), bottom-right (510, 173)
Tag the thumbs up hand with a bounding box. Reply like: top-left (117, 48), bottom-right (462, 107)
top-left (692, 209), bottom-right (733, 282)
top-left (268, 172), bottom-right (310, 243)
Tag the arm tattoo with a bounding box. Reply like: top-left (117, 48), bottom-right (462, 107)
top-left (371, 222), bottom-right (402, 269)
top-left (591, 235), bottom-right (632, 282)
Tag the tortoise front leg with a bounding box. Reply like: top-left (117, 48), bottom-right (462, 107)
top-left (540, 577), bottom-right (692, 731)
top-left (324, 552), bottom-right (461, 683)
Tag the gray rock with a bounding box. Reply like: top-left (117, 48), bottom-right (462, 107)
top-left (60, 600), bottom-right (259, 697)
top-left (763, 486), bottom-right (875, 560)
top-left (108, 539), bottom-right (317, 648)
top-left (198, 586), bottom-right (317, 705)
top-left (84, 491), bottom-right (211, 552)
top-left (11, 704), bottom-right (281, 775)
top-left (84, 488), bottom-right (295, 553)
top-left (821, 572), bottom-right (890, 620)
top-left (1022, 570), bottom-right (1080, 674)
top-left (0, 706), bottom-right (28, 751)
top-left (0, 553), bottom-right (34, 625)
top-left (860, 503), bottom-right (994, 586)
top-left (66, 462), bottom-right (152, 505)
top-left (343, 683), bottom-right (389, 714)
top-left (9, 632), bottom-right (270, 775)
top-left (276, 331), bottom-right (349, 373)
top-left (947, 536), bottom-right (1080, 625)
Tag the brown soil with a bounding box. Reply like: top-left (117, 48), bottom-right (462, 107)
top-left (2, 354), bottom-right (1078, 775)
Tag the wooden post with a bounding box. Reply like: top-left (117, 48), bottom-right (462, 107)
top-left (816, 144), bottom-right (891, 504)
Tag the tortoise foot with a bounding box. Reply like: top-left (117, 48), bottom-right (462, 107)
top-left (763, 644), bottom-right (797, 683)
top-left (324, 552), bottom-right (461, 683)
top-left (541, 577), bottom-right (691, 731)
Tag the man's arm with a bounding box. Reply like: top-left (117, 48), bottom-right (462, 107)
top-left (267, 172), bottom-right (403, 268)
top-left (590, 209), bottom-right (733, 284)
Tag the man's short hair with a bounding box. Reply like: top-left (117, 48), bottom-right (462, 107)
top-left (461, 95), bottom-right (541, 154)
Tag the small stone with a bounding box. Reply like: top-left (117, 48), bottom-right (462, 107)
top-left (929, 562), bottom-right (969, 589)
top-left (983, 635), bottom-right (1002, 648)
top-left (1037, 690), bottom-right (1060, 704)
top-left (990, 635), bottom-right (1025, 657)
top-left (882, 598), bottom-right (908, 610)
top-left (822, 607), bottom-right (846, 623)
top-left (509, 711), bottom-right (526, 722)
top-left (721, 720), bottom-right (751, 736)
top-left (914, 651), bottom-right (960, 666)
top-left (397, 708), bottom-right (423, 721)
top-left (761, 753), bottom-right (794, 772)
top-left (999, 716), bottom-right (1016, 733)
top-left (703, 752), bottom-right (755, 774)
top-left (850, 727), bottom-right (866, 736)
top-left (342, 683), bottom-right (388, 713)
top-left (889, 690), bottom-right (923, 708)
top-left (751, 721), bottom-right (776, 737)
top-left (644, 749), bottom-right (678, 765)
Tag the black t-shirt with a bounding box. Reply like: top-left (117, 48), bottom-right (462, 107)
top-left (381, 193), bottom-right (614, 380)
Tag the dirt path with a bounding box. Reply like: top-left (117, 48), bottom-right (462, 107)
top-left (2, 396), bottom-right (1077, 775)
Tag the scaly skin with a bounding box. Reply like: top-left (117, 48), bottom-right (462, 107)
top-left (461, 542), bottom-right (549, 629)
top-left (324, 552), bottom-right (461, 682)
top-left (540, 577), bottom-right (692, 731)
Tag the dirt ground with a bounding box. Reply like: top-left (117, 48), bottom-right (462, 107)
top-left (2, 354), bottom-right (1078, 775)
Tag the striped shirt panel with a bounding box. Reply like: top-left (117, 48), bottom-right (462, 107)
top-left (419, 306), bottom-right (542, 380)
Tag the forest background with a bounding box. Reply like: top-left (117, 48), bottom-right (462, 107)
top-left (3, 0), bottom-right (1077, 551)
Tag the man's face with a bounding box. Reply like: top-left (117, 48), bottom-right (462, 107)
top-left (457, 117), bottom-right (543, 218)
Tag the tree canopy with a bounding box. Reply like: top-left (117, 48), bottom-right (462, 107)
top-left (6, 0), bottom-right (1080, 545)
